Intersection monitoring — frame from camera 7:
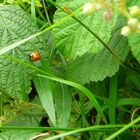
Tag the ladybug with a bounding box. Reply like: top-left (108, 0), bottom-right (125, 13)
top-left (29, 52), bottom-right (41, 61)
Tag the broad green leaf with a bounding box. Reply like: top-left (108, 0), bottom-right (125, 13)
top-left (66, 22), bottom-right (128, 83)
top-left (53, 83), bottom-right (72, 127)
top-left (0, 130), bottom-right (39, 140)
top-left (33, 76), bottom-right (56, 126)
top-left (0, 5), bottom-right (47, 100)
top-left (52, 0), bottom-right (117, 58)
top-left (129, 33), bottom-right (140, 64)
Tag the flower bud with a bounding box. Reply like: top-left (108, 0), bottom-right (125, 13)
top-left (127, 18), bottom-right (138, 28)
top-left (137, 22), bottom-right (140, 30)
top-left (83, 2), bottom-right (95, 14)
top-left (121, 26), bottom-right (131, 36)
top-left (63, 6), bottom-right (72, 14)
top-left (129, 6), bottom-right (140, 17)
top-left (103, 11), bottom-right (112, 21)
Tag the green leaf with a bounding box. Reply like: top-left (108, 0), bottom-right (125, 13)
top-left (24, 0), bottom-right (43, 7)
top-left (66, 24), bottom-right (128, 83)
top-left (53, 83), bottom-right (72, 127)
top-left (33, 76), bottom-right (56, 126)
top-left (106, 117), bottom-right (140, 140)
top-left (5, 115), bottom-right (41, 127)
top-left (129, 33), bottom-right (140, 64)
top-left (126, 0), bottom-right (140, 7)
top-left (117, 98), bottom-right (140, 106)
top-left (0, 5), bottom-right (47, 100)
top-left (0, 130), bottom-right (39, 140)
top-left (38, 74), bottom-right (107, 124)
top-left (52, 0), bottom-right (117, 58)
top-left (126, 69), bottom-right (140, 90)
top-left (109, 75), bottom-right (118, 124)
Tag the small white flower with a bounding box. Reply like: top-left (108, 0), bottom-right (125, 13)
top-left (121, 26), bottom-right (131, 36)
top-left (129, 6), bottom-right (140, 17)
top-left (137, 22), bottom-right (140, 30)
top-left (83, 2), bottom-right (95, 14)
top-left (127, 18), bottom-right (138, 28)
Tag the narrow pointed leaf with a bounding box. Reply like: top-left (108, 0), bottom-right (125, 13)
top-left (53, 83), bottom-right (72, 127)
top-left (33, 76), bottom-right (56, 126)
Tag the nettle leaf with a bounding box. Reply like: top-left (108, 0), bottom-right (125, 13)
top-left (129, 33), bottom-right (140, 64)
top-left (52, 0), bottom-right (117, 58)
top-left (66, 17), bottom-right (129, 84)
top-left (0, 5), bottom-right (47, 100)
top-left (6, 114), bottom-right (41, 126)
top-left (0, 130), bottom-right (39, 140)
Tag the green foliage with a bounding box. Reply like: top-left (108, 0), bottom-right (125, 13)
top-left (33, 76), bottom-right (56, 126)
top-left (53, 83), bottom-right (72, 127)
top-left (52, 0), bottom-right (117, 58)
top-left (127, 0), bottom-right (140, 7)
top-left (0, 130), bottom-right (39, 140)
top-left (1, 0), bottom-right (140, 140)
top-left (66, 18), bottom-right (128, 83)
top-left (129, 33), bottom-right (140, 63)
top-left (0, 5), bottom-right (47, 100)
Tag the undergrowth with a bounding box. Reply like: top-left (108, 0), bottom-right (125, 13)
top-left (0, 0), bottom-right (140, 140)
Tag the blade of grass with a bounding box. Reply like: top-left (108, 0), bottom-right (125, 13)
top-left (42, 0), bottom-right (51, 25)
top-left (53, 83), bottom-right (72, 127)
top-left (109, 75), bottom-right (118, 124)
top-left (36, 7), bottom-right (47, 22)
top-left (31, 0), bottom-right (36, 23)
top-left (1, 124), bottom-right (140, 131)
top-left (42, 0), bottom-right (55, 64)
top-left (117, 98), bottom-right (140, 106)
top-left (40, 123), bottom-right (140, 140)
top-left (33, 76), bottom-right (56, 126)
top-left (105, 117), bottom-right (140, 140)
top-left (79, 94), bottom-right (89, 127)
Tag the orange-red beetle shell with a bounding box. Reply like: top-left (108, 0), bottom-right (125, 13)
top-left (29, 52), bottom-right (41, 61)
